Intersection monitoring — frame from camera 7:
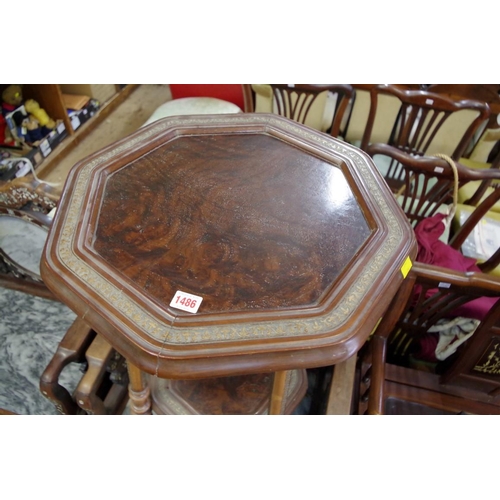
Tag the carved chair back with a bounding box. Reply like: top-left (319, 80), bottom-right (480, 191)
top-left (365, 143), bottom-right (500, 228)
top-left (427, 84), bottom-right (500, 168)
top-left (361, 85), bottom-right (490, 160)
top-left (251, 84), bottom-right (354, 137)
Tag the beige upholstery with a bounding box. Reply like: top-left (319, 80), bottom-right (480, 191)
top-left (459, 157), bottom-right (493, 170)
top-left (468, 126), bottom-right (500, 163)
top-left (361, 93), bottom-right (402, 146)
top-left (251, 84), bottom-right (336, 133)
top-left (457, 179), bottom-right (500, 213)
top-left (252, 84), bottom-right (274, 113)
top-left (424, 109), bottom-right (486, 157)
top-left (343, 89), bottom-right (370, 146)
top-left (142, 97), bottom-right (242, 127)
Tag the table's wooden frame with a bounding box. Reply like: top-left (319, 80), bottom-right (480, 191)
top-left (41, 114), bottom-right (417, 414)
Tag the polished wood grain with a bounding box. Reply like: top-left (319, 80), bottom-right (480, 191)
top-left (127, 362), bottom-right (151, 415)
top-left (150, 369), bottom-right (307, 415)
top-left (41, 114), bottom-right (417, 382)
top-left (94, 133), bottom-right (371, 314)
top-left (169, 373), bottom-right (275, 414)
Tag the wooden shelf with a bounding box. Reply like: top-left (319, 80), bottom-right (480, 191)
top-left (34, 84), bottom-right (139, 178)
top-left (1, 84), bottom-right (139, 182)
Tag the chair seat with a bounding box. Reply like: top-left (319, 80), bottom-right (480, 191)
top-left (457, 179), bottom-right (500, 213)
top-left (453, 203), bottom-right (500, 277)
top-left (142, 97), bottom-right (242, 127)
top-left (459, 157), bottom-right (492, 170)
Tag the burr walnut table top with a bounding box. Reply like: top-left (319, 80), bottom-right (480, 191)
top-left (41, 113), bottom-right (417, 379)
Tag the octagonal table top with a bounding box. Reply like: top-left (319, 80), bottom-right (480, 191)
top-left (41, 113), bottom-right (417, 379)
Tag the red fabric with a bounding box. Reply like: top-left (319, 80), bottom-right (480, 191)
top-left (169, 85), bottom-right (245, 110)
top-left (414, 332), bottom-right (439, 362)
top-left (414, 213), bottom-right (498, 321)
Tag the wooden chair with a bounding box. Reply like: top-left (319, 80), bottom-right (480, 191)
top-left (250, 84), bottom-right (354, 137)
top-left (365, 144), bottom-right (500, 278)
top-left (450, 183), bottom-right (500, 278)
top-left (361, 84), bottom-right (490, 160)
top-left (365, 143), bottom-right (500, 227)
top-left (344, 84), bottom-right (424, 148)
top-left (428, 85), bottom-right (500, 178)
top-left (359, 262), bottom-right (500, 415)
top-left (461, 128), bottom-right (500, 171)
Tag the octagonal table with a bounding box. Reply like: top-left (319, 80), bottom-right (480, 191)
top-left (41, 113), bottom-right (417, 414)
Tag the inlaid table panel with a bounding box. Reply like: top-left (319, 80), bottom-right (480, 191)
top-left (41, 114), bottom-right (417, 380)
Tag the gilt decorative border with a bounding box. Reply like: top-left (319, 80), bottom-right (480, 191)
top-left (55, 115), bottom-right (406, 345)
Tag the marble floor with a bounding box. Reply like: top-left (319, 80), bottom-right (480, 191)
top-left (0, 285), bottom-right (322, 415)
top-left (0, 287), bottom-right (80, 415)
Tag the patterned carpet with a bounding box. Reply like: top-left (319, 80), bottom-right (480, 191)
top-left (0, 287), bottom-right (80, 415)
top-left (0, 285), bottom-right (320, 415)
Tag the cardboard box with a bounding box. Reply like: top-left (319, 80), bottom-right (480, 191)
top-left (59, 84), bottom-right (117, 104)
top-left (62, 93), bottom-right (90, 111)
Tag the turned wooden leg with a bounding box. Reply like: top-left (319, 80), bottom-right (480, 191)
top-left (127, 362), bottom-right (152, 415)
top-left (269, 370), bottom-right (291, 415)
top-left (367, 335), bottom-right (387, 415)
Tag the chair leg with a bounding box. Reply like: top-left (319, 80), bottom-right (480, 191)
top-left (73, 334), bottom-right (129, 415)
top-left (39, 317), bottom-right (96, 414)
top-left (325, 355), bottom-right (357, 415)
top-left (367, 335), bottom-right (387, 415)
